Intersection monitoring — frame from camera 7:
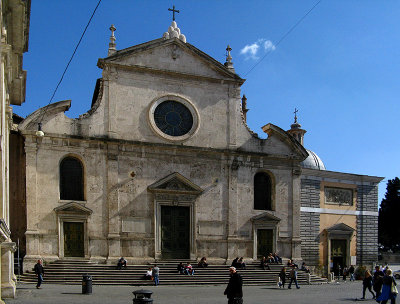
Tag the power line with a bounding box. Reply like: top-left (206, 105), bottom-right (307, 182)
top-left (244, 0), bottom-right (322, 77)
top-left (38, 0), bottom-right (102, 127)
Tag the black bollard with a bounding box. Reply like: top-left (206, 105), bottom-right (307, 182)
top-left (133, 289), bottom-right (153, 303)
top-left (82, 274), bottom-right (92, 294)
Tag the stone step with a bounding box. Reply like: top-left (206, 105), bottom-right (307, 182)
top-left (20, 260), bottom-right (327, 286)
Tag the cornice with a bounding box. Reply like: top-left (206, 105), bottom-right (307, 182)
top-left (98, 60), bottom-right (244, 85)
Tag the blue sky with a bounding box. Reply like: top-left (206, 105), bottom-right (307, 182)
top-left (18, 1), bottom-right (400, 203)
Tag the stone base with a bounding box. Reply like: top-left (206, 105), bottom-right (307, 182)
top-left (1, 281), bottom-right (16, 298)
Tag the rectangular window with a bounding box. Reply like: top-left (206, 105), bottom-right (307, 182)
top-left (325, 187), bottom-right (353, 205)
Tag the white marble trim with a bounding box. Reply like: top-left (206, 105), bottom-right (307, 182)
top-left (300, 207), bottom-right (378, 216)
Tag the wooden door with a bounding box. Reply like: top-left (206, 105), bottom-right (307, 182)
top-left (64, 222), bottom-right (84, 257)
top-left (161, 206), bottom-right (190, 259)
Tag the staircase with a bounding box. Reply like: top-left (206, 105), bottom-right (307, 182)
top-left (19, 260), bottom-right (327, 286)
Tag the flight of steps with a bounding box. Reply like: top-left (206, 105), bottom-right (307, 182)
top-left (19, 259), bottom-right (327, 286)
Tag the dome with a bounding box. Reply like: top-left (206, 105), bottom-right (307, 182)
top-left (301, 149), bottom-right (326, 170)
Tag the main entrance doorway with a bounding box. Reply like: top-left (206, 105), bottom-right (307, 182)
top-left (257, 229), bottom-right (273, 258)
top-left (63, 222), bottom-right (84, 257)
top-left (161, 206), bottom-right (190, 259)
top-left (331, 239), bottom-right (347, 273)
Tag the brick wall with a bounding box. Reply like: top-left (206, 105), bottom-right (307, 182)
top-left (300, 178), bottom-right (320, 264)
top-left (356, 184), bottom-right (379, 266)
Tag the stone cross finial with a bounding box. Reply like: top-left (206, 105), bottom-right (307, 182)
top-left (224, 45), bottom-right (235, 72)
top-left (108, 24), bottom-right (117, 56)
top-left (168, 5), bottom-right (180, 21)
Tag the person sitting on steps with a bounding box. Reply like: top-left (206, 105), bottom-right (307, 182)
top-left (231, 257), bottom-right (239, 268)
top-left (177, 262), bottom-right (185, 274)
top-left (260, 256), bottom-right (270, 270)
top-left (237, 257), bottom-right (246, 269)
top-left (198, 257), bottom-right (208, 268)
top-left (287, 259), bottom-right (298, 268)
top-left (267, 253), bottom-right (275, 264)
top-left (301, 262), bottom-right (310, 273)
top-left (273, 252), bottom-right (282, 264)
top-left (117, 257), bottom-right (127, 270)
top-left (184, 262), bottom-right (195, 275)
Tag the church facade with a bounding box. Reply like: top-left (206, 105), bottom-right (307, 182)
top-left (16, 21), bottom-right (382, 275)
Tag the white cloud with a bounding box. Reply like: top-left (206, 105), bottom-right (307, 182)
top-left (240, 39), bottom-right (276, 60)
top-left (240, 42), bottom-right (260, 60)
top-left (264, 40), bottom-right (276, 51)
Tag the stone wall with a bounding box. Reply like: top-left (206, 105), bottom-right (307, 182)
top-left (356, 184), bottom-right (379, 266)
top-left (300, 178), bottom-right (320, 265)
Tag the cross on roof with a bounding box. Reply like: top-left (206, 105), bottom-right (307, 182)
top-left (168, 5), bottom-right (180, 21)
top-left (294, 108), bottom-right (298, 123)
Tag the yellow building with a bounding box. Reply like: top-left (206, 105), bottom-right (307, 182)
top-left (288, 116), bottom-right (383, 276)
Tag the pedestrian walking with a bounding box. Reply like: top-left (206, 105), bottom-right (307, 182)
top-left (343, 266), bottom-right (348, 281)
top-left (288, 266), bottom-right (300, 289)
top-left (152, 264), bottom-right (160, 286)
top-left (279, 267), bottom-right (287, 288)
top-left (34, 259), bottom-right (44, 289)
top-left (373, 265), bottom-right (385, 299)
top-left (224, 266), bottom-right (243, 304)
top-left (361, 270), bottom-right (375, 299)
top-left (376, 268), bottom-right (397, 304)
top-left (349, 265), bottom-right (355, 281)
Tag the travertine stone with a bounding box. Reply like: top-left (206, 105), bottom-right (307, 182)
top-left (16, 23), bottom-right (382, 271)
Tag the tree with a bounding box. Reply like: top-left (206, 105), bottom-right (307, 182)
top-left (378, 177), bottom-right (400, 250)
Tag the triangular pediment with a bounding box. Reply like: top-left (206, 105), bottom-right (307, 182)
top-left (261, 124), bottom-right (309, 161)
top-left (326, 223), bottom-right (355, 232)
top-left (148, 172), bottom-right (203, 195)
top-left (98, 38), bottom-right (244, 83)
top-left (54, 202), bottom-right (93, 215)
top-left (251, 212), bottom-right (281, 223)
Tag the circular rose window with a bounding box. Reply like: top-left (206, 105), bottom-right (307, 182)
top-left (148, 95), bottom-right (199, 141)
top-left (154, 100), bottom-right (193, 136)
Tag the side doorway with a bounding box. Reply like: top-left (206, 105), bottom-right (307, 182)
top-left (251, 212), bottom-right (280, 260)
top-left (257, 229), bottom-right (274, 258)
top-left (54, 202), bottom-right (92, 259)
top-left (331, 239), bottom-right (347, 275)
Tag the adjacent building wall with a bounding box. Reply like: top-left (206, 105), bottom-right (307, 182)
top-left (357, 184), bottom-right (379, 266)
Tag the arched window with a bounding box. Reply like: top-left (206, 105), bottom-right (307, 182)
top-left (60, 157), bottom-right (84, 201)
top-left (254, 172), bottom-right (272, 210)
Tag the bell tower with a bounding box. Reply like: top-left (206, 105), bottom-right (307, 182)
top-left (287, 108), bottom-right (306, 146)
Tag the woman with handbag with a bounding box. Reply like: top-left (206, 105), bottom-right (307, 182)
top-left (376, 268), bottom-right (397, 304)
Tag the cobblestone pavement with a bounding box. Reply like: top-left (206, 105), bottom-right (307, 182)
top-left (4, 281), bottom-right (374, 304)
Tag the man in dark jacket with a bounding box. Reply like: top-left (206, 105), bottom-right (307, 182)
top-left (373, 265), bottom-right (385, 298)
top-left (34, 259), bottom-right (44, 289)
top-left (224, 267), bottom-right (243, 304)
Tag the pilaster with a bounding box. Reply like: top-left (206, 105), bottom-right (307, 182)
top-left (1, 241), bottom-right (16, 299)
top-left (291, 168), bottom-right (302, 259)
top-left (226, 157), bottom-right (239, 259)
top-left (107, 144), bottom-right (120, 258)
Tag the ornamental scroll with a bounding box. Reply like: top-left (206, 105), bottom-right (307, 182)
top-left (325, 187), bottom-right (353, 205)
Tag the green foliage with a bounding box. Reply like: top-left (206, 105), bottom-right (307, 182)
top-left (354, 265), bottom-right (367, 280)
top-left (379, 177), bottom-right (400, 249)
